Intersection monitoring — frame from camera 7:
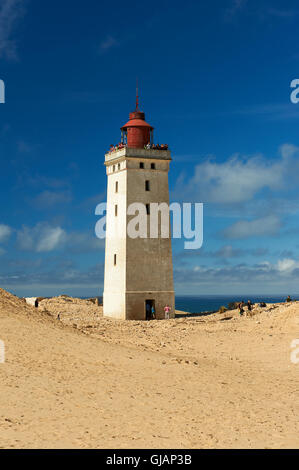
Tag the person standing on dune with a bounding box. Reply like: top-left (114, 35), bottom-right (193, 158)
top-left (238, 301), bottom-right (245, 316)
top-left (164, 304), bottom-right (171, 319)
top-left (151, 305), bottom-right (156, 320)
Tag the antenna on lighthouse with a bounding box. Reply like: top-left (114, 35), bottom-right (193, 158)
top-left (136, 78), bottom-right (139, 110)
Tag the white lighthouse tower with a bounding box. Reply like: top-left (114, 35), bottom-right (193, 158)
top-left (103, 93), bottom-right (175, 320)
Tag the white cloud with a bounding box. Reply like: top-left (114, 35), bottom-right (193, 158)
top-left (279, 143), bottom-right (298, 159)
top-left (173, 144), bottom-right (299, 206)
top-left (17, 223), bottom-right (67, 253)
top-left (277, 258), bottom-right (299, 273)
top-left (16, 223), bottom-right (104, 254)
top-left (173, 256), bottom-right (299, 294)
top-left (174, 154), bottom-right (283, 204)
top-left (37, 227), bottom-right (66, 252)
top-left (33, 190), bottom-right (72, 208)
top-left (215, 245), bottom-right (241, 258)
top-left (223, 215), bottom-right (281, 239)
top-left (0, 0), bottom-right (26, 60)
top-left (0, 224), bottom-right (12, 242)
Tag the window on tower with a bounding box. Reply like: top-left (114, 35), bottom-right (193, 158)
top-left (115, 205), bottom-right (118, 216)
top-left (140, 162), bottom-right (144, 169)
top-left (114, 254), bottom-right (117, 266)
top-left (145, 180), bottom-right (150, 191)
top-left (151, 163), bottom-right (156, 170)
top-left (115, 181), bottom-right (118, 193)
top-left (146, 204), bottom-right (150, 215)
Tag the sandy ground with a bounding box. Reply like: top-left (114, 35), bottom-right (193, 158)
top-left (0, 288), bottom-right (298, 449)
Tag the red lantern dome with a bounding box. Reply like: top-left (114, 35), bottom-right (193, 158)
top-left (120, 86), bottom-right (154, 149)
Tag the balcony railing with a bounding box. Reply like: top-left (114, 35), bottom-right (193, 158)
top-left (108, 143), bottom-right (169, 154)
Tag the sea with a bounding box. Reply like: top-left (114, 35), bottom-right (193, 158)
top-left (90, 294), bottom-right (298, 314)
top-left (174, 295), bottom-right (298, 314)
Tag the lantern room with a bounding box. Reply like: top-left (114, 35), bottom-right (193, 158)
top-left (120, 89), bottom-right (154, 149)
top-left (121, 110), bottom-right (154, 149)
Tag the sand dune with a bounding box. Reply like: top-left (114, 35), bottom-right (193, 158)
top-left (0, 288), bottom-right (298, 449)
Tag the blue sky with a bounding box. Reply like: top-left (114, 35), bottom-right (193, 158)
top-left (1, 0), bottom-right (299, 297)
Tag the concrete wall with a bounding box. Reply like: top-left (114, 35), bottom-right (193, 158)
top-left (126, 292), bottom-right (175, 320)
top-left (103, 160), bottom-right (127, 319)
top-left (103, 148), bottom-right (175, 320)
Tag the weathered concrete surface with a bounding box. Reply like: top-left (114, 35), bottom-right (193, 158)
top-left (103, 148), bottom-right (175, 320)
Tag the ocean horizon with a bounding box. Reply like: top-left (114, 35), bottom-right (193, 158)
top-left (83, 294), bottom-right (299, 314)
top-left (174, 295), bottom-right (298, 314)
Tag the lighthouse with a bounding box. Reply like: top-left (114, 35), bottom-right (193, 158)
top-left (103, 91), bottom-right (175, 320)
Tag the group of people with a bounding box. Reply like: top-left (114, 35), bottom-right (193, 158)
top-left (108, 142), bottom-right (169, 153)
top-left (144, 143), bottom-right (169, 150)
top-left (238, 300), bottom-right (253, 316)
top-left (146, 303), bottom-right (172, 321)
top-left (108, 142), bottom-right (126, 153)
top-left (238, 295), bottom-right (294, 316)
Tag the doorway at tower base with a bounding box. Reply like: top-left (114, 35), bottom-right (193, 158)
top-left (103, 291), bottom-right (175, 320)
